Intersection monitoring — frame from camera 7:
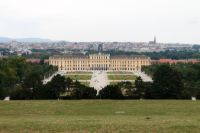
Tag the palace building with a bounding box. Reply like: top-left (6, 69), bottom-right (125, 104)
top-left (49, 53), bottom-right (151, 71)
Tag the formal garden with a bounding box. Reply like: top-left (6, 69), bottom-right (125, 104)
top-left (107, 71), bottom-right (133, 74)
top-left (65, 75), bottom-right (92, 80)
top-left (65, 71), bottom-right (92, 74)
top-left (108, 75), bottom-right (137, 80)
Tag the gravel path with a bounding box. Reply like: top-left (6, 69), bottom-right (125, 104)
top-left (90, 71), bottom-right (109, 94)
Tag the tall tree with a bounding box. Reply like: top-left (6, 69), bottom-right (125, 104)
top-left (135, 76), bottom-right (145, 99)
top-left (47, 74), bottom-right (66, 99)
top-left (152, 65), bottom-right (183, 99)
top-left (99, 85), bottom-right (123, 99)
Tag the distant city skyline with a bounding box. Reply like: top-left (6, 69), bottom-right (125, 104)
top-left (0, 0), bottom-right (200, 44)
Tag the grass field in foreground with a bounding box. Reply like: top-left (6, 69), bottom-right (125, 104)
top-left (0, 100), bottom-right (200, 133)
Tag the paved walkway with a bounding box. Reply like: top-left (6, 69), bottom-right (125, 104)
top-left (43, 70), bottom-right (152, 87)
top-left (90, 71), bottom-right (109, 94)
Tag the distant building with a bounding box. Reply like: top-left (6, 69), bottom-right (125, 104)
top-left (98, 43), bottom-right (103, 52)
top-left (149, 36), bottom-right (157, 44)
top-left (26, 58), bottom-right (49, 64)
top-left (49, 53), bottom-right (151, 71)
top-left (26, 59), bottom-right (41, 64)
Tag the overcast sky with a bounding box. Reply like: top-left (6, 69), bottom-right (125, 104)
top-left (0, 0), bottom-right (200, 43)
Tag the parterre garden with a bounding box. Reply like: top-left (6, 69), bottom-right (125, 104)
top-left (66, 71), bottom-right (92, 74)
top-left (108, 75), bottom-right (137, 80)
top-left (65, 71), bottom-right (92, 86)
top-left (107, 71), bottom-right (137, 85)
top-left (80, 82), bottom-right (90, 87)
top-left (65, 71), bottom-right (138, 86)
top-left (65, 75), bottom-right (92, 80)
top-left (107, 71), bottom-right (133, 74)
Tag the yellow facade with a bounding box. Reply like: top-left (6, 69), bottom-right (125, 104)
top-left (49, 53), bottom-right (151, 71)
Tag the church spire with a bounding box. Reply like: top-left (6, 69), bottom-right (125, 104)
top-left (154, 36), bottom-right (157, 44)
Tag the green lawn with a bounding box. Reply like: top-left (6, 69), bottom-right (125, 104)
top-left (66, 71), bottom-right (92, 74)
top-left (0, 100), bottom-right (200, 133)
top-left (80, 82), bottom-right (90, 86)
top-left (65, 75), bottom-right (92, 80)
top-left (109, 82), bottom-right (119, 85)
top-left (108, 75), bottom-right (137, 80)
top-left (107, 71), bottom-right (133, 74)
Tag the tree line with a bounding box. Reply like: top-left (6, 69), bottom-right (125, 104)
top-left (89, 50), bottom-right (200, 60)
top-left (9, 75), bottom-right (97, 100)
top-left (99, 64), bottom-right (200, 99)
top-left (0, 57), bottom-right (57, 99)
top-left (1, 57), bottom-right (200, 100)
top-left (141, 64), bottom-right (200, 99)
top-left (0, 57), bottom-right (97, 100)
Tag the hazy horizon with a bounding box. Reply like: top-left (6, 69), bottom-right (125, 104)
top-left (0, 0), bottom-right (200, 44)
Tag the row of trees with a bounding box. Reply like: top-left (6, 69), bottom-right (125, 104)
top-left (143, 50), bottom-right (200, 60)
top-left (0, 57), bottom-right (97, 100)
top-left (22, 49), bottom-right (61, 60)
top-left (87, 50), bottom-right (200, 60)
top-left (141, 64), bottom-right (200, 99)
top-left (99, 64), bottom-right (200, 99)
top-left (1, 57), bottom-right (200, 99)
top-left (9, 75), bottom-right (97, 100)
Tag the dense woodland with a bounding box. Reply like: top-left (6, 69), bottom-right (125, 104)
top-left (99, 64), bottom-right (200, 99)
top-left (0, 57), bottom-right (97, 99)
top-left (0, 57), bottom-right (57, 99)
